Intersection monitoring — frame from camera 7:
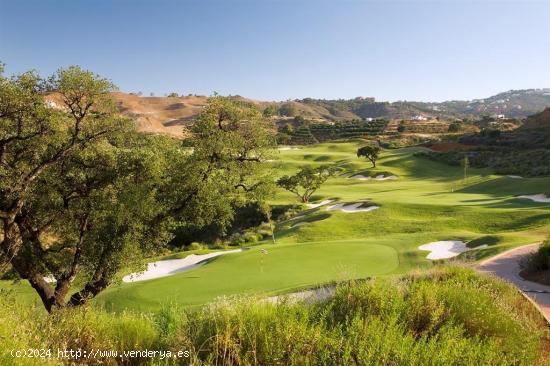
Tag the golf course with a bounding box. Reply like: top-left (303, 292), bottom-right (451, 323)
top-left (3, 141), bottom-right (549, 313)
top-left (85, 142), bottom-right (549, 311)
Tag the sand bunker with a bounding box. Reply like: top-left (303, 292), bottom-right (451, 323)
top-left (352, 174), bottom-right (397, 181)
top-left (306, 199), bottom-right (333, 209)
top-left (326, 202), bottom-right (380, 213)
top-left (507, 175), bottom-right (523, 179)
top-left (123, 249), bottom-right (242, 282)
top-left (518, 194), bottom-right (550, 203)
top-left (419, 241), bottom-right (487, 260)
top-left (278, 146), bottom-right (300, 151)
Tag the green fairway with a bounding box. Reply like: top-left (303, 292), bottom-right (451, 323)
top-left (97, 241), bottom-right (398, 312)
top-left (4, 141), bottom-right (550, 312)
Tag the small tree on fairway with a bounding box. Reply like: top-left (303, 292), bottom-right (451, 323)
top-left (277, 165), bottom-right (336, 203)
top-left (357, 145), bottom-right (381, 167)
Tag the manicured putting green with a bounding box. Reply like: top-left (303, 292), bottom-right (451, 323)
top-left (97, 241), bottom-right (398, 312)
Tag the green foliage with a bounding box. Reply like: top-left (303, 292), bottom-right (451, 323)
top-left (180, 95), bottom-right (275, 231)
top-left (0, 66), bottom-right (275, 311)
top-left (357, 145), bottom-right (381, 167)
top-left (277, 165), bottom-right (336, 203)
top-left (448, 121), bottom-right (463, 132)
top-left (417, 148), bottom-right (550, 177)
top-left (187, 242), bottom-right (205, 251)
top-left (262, 104), bottom-right (279, 117)
top-left (521, 239), bottom-right (550, 273)
top-left (281, 119), bottom-right (387, 145)
top-left (0, 66), bottom-right (167, 311)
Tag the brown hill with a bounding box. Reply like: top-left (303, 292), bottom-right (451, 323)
top-left (112, 92), bottom-right (210, 138)
top-left (522, 108), bottom-right (550, 129)
top-left (45, 91), bottom-right (550, 139)
top-left (44, 92), bottom-right (211, 138)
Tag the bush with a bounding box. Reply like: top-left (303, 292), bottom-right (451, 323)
top-left (521, 239), bottom-right (550, 273)
top-left (186, 242), bottom-right (204, 251)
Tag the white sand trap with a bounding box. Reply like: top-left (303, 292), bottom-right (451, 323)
top-left (518, 194), bottom-right (550, 203)
top-left (123, 249), bottom-right (242, 282)
top-left (326, 202), bottom-right (380, 213)
top-left (507, 175), bottom-right (523, 179)
top-left (278, 146), bottom-right (300, 151)
top-left (306, 199), bottom-right (333, 208)
top-left (419, 241), bottom-right (487, 260)
top-left (352, 174), bottom-right (397, 181)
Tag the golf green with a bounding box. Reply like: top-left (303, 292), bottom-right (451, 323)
top-left (97, 241), bottom-right (398, 312)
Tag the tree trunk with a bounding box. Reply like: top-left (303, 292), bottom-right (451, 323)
top-left (2, 221), bottom-right (68, 312)
top-left (68, 276), bottom-right (109, 307)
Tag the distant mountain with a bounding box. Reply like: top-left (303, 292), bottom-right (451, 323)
top-left (46, 89), bottom-right (550, 137)
top-left (416, 89), bottom-right (550, 119)
top-left (294, 89), bottom-right (550, 121)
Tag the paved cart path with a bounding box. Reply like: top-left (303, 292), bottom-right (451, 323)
top-left (477, 243), bottom-right (550, 323)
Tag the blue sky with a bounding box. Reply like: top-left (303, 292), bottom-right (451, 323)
top-left (1, 0), bottom-right (549, 101)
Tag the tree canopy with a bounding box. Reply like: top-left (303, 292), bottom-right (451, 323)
top-left (0, 66), bottom-right (274, 312)
top-left (277, 165), bottom-right (336, 203)
top-left (357, 145), bottom-right (381, 167)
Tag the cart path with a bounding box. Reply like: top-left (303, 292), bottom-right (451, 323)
top-left (476, 243), bottom-right (550, 323)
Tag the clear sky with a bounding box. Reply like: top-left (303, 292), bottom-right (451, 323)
top-left (1, 0), bottom-right (549, 102)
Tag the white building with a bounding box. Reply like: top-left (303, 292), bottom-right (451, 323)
top-left (411, 115), bottom-right (428, 121)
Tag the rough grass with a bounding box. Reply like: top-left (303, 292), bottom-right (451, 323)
top-left (1, 267), bottom-right (548, 365)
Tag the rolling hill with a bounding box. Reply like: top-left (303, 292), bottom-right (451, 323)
top-left (46, 89), bottom-right (550, 138)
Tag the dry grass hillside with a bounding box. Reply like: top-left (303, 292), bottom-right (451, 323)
top-left (112, 92), bottom-right (208, 137)
top-left (44, 92), bottom-right (550, 139)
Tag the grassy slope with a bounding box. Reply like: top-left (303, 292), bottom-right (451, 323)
top-left (3, 141), bottom-right (550, 312)
top-left (2, 267), bottom-right (548, 365)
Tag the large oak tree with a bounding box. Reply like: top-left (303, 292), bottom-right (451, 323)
top-left (0, 66), bottom-right (274, 312)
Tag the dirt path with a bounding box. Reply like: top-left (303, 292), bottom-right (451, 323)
top-left (476, 243), bottom-right (550, 323)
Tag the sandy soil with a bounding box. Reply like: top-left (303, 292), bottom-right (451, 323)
top-left (518, 194), bottom-right (550, 203)
top-left (418, 240), bottom-right (487, 260)
top-left (352, 174), bottom-right (397, 181)
top-left (306, 200), bottom-right (333, 208)
top-left (326, 202), bottom-right (380, 213)
top-left (123, 249), bottom-right (242, 282)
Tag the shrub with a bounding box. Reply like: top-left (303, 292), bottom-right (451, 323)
top-left (521, 239), bottom-right (550, 273)
top-left (186, 242), bottom-right (204, 251)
